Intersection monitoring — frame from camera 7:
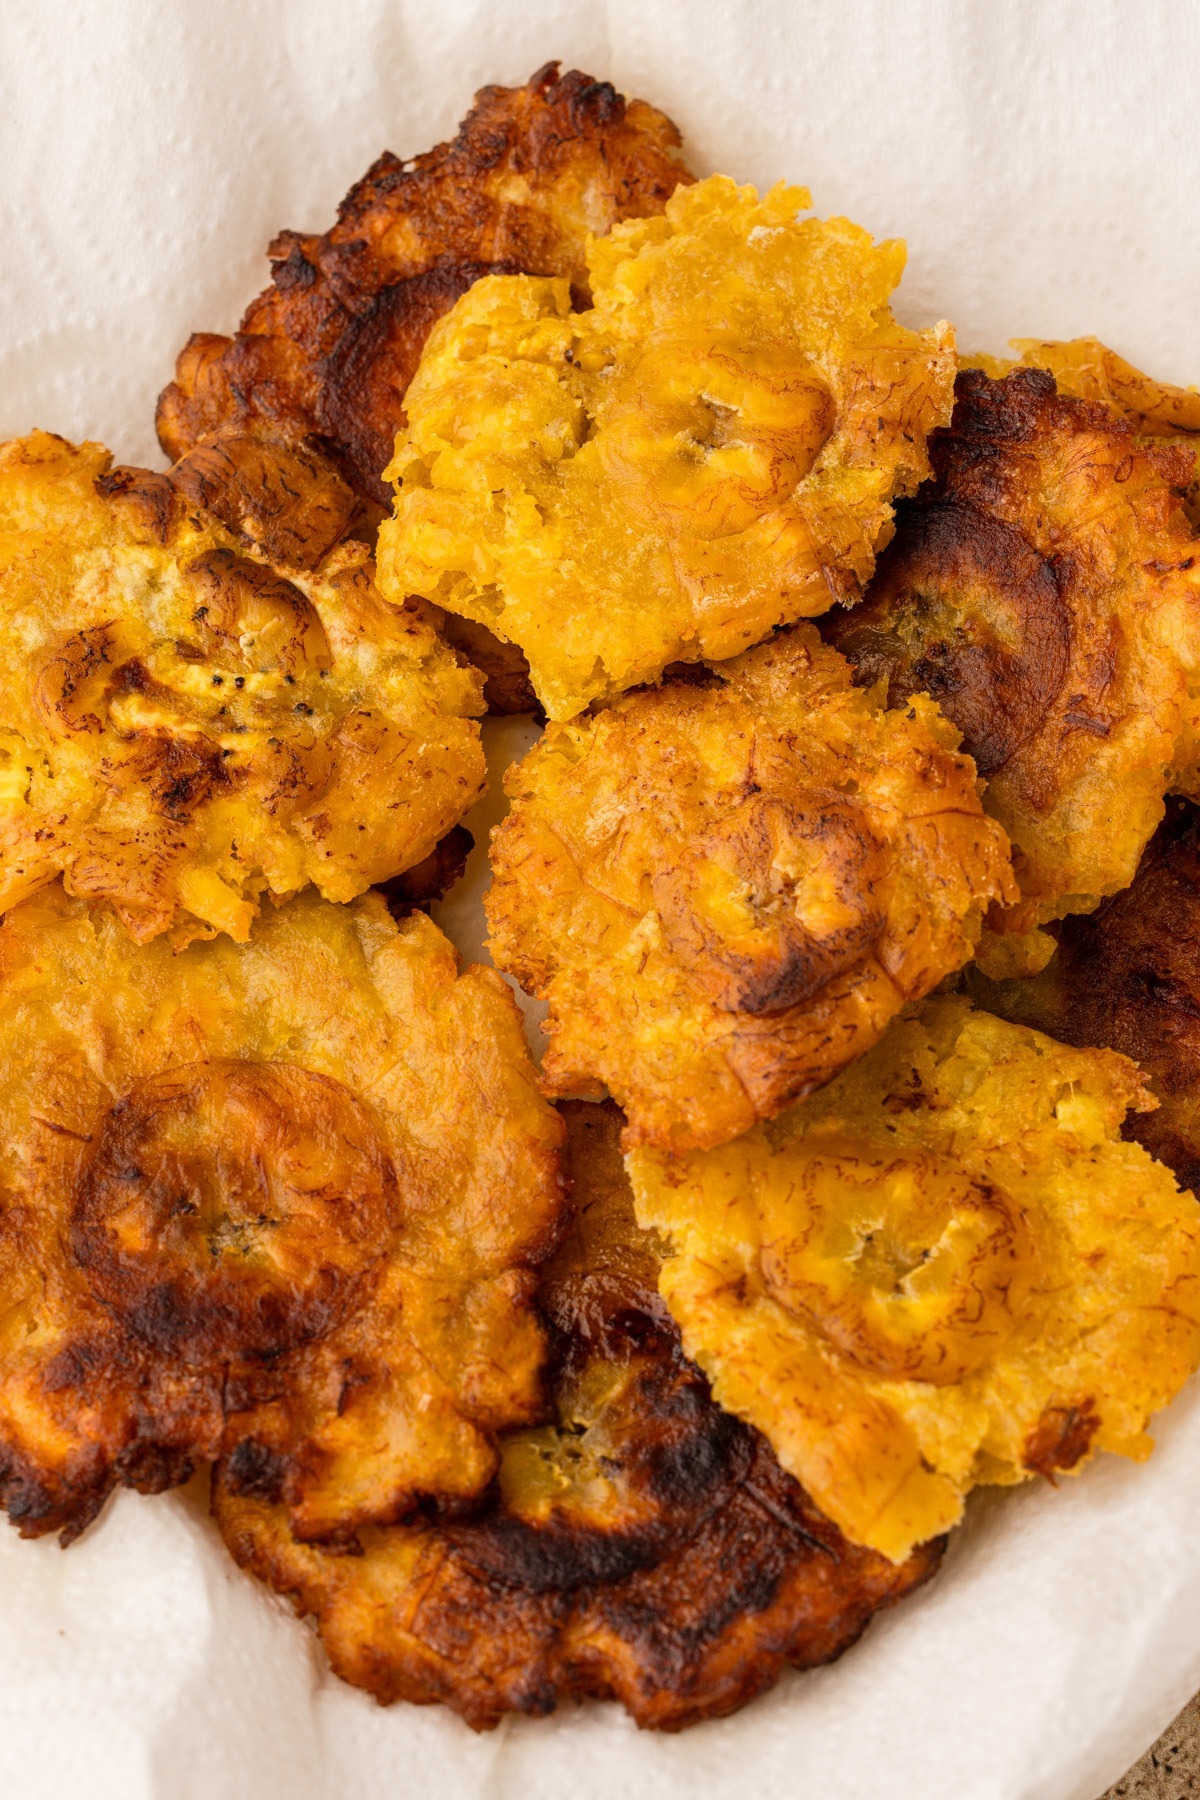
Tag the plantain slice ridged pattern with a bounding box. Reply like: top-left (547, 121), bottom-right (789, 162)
top-left (627, 997), bottom-right (1200, 1562)
top-left (487, 626), bottom-right (1015, 1152)
top-left (0, 884), bottom-right (563, 1543)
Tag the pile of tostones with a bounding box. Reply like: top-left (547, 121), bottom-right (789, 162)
top-left (2, 60), bottom-right (1200, 1733)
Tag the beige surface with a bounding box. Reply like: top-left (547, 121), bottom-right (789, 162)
top-left (1104, 1695), bottom-right (1200, 1797)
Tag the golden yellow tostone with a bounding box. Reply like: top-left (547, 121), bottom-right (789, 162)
top-left (627, 997), bottom-right (1200, 1562)
top-left (0, 431), bottom-right (486, 944)
top-left (378, 174), bottom-right (956, 720)
top-left (486, 627), bottom-right (1015, 1154)
top-left (0, 883), bottom-right (563, 1543)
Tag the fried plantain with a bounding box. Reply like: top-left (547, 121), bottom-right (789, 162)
top-left (156, 64), bottom-right (690, 505)
top-left (0, 883), bottom-right (563, 1544)
top-left (969, 799), bottom-right (1200, 1193)
top-left (974, 336), bottom-right (1200, 528)
top-left (0, 430), bottom-right (485, 942)
top-left (972, 336), bottom-right (1200, 438)
top-left (213, 1100), bottom-right (942, 1732)
top-left (378, 174), bottom-right (956, 721)
top-left (824, 368), bottom-right (1200, 974)
top-left (485, 625), bottom-right (1015, 1153)
top-left (628, 996), bottom-right (1200, 1563)
top-left (156, 63), bottom-right (690, 714)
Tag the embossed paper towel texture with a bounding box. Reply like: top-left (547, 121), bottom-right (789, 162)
top-left (1, 4), bottom-right (1199, 1799)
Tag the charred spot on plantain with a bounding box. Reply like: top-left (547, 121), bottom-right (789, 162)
top-left (315, 262), bottom-right (526, 507)
top-left (449, 1509), bottom-right (666, 1594)
top-left (2, 1465), bottom-right (104, 1541)
top-left (135, 734), bottom-right (237, 821)
top-left (223, 1436), bottom-right (290, 1504)
top-left (70, 1059), bottom-right (399, 1361)
top-left (111, 658), bottom-right (151, 696)
top-left (640, 1371), bottom-right (749, 1508)
top-left (1023, 1402), bottom-right (1101, 1479)
top-left (829, 498), bottom-right (1072, 778)
top-left (39, 1339), bottom-right (108, 1394)
top-left (112, 1440), bottom-right (196, 1496)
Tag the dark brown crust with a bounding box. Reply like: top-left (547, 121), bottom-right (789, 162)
top-left (969, 799), bottom-right (1200, 1191)
top-left (70, 1060), bottom-right (398, 1362)
top-left (0, 1052), bottom-right (400, 1539)
top-left (1023, 1402), bottom-right (1100, 1479)
top-left (378, 824), bottom-right (474, 917)
top-left (155, 64), bottom-right (691, 505)
top-left (425, 607), bottom-right (541, 716)
top-left (0, 1317), bottom-right (217, 1546)
top-left (105, 438), bottom-right (364, 573)
top-left (213, 1101), bottom-right (943, 1732)
top-left (0, 1055), bottom-right (228, 1543)
top-left (827, 368), bottom-right (1193, 781)
top-left (216, 1437), bottom-right (941, 1733)
top-left (95, 466), bottom-right (184, 545)
top-left (998, 337), bottom-right (1200, 440)
top-left (833, 496), bottom-right (1070, 779)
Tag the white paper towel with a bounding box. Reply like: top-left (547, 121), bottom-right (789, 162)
top-left (1, 4), bottom-right (1199, 1796)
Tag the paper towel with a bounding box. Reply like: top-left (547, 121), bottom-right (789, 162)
top-left (1, 3), bottom-right (1199, 1795)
